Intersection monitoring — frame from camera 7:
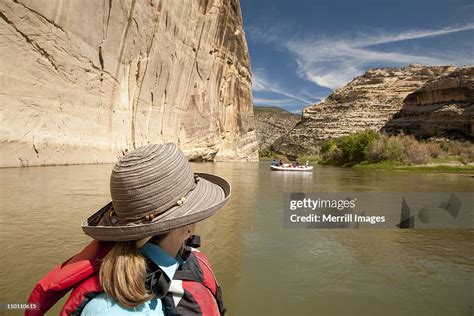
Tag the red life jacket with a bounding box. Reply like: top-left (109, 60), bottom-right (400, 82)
top-left (163, 248), bottom-right (225, 316)
top-left (26, 239), bottom-right (225, 316)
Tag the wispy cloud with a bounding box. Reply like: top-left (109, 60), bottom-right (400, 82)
top-left (250, 23), bottom-right (474, 90)
top-left (358, 23), bottom-right (474, 46)
top-left (287, 25), bottom-right (474, 89)
top-left (253, 68), bottom-right (318, 104)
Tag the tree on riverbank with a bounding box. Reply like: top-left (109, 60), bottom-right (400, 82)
top-left (320, 130), bottom-right (474, 167)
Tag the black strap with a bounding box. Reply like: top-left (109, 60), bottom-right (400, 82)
top-left (216, 285), bottom-right (227, 316)
top-left (70, 292), bottom-right (102, 316)
top-left (173, 270), bottom-right (201, 282)
top-left (185, 235), bottom-right (201, 248)
top-left (145, 258), bottom-right (172, 299)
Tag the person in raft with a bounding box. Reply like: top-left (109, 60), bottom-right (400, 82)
top-left (27, 143), bottom-right (230, 316)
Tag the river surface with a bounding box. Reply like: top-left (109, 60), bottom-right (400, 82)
top-left (1, 162), bottom-right (473, 315)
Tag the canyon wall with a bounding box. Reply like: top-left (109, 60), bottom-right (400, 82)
top-left (383, 67), bottom-right (473, 140)
top-left (0, 0), bottom-right (258, 167)
top-left (254, 106), bottom-right (300, 150)
top-left (273, 65), bottom-right (468, 156)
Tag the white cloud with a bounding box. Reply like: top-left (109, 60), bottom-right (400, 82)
top-left (299, 88), bottom-right (328, 102)
top-left (290, 45), bottom-right (451, 89)
top-left (358, 24), bottom-right (474, 46)
top-left (305, 69), bottom-right (360, 91)
top-left (252, 68), bottom-right (317, 104)
top-left (250, 23), bottom-right (474, 90)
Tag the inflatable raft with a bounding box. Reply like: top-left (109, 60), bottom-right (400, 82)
top-left (270, 165), bottom-right (313, 172)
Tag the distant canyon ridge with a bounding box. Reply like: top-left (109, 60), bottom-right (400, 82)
top-left (0, 0), bottom-right (258, 167)
top-left (253, 106), bottom-right (300, 150)
top-left (257, 64), bottom-right (473, 157)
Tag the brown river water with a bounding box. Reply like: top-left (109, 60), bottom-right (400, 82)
top-left (1, 162), bottom-right (473, 315)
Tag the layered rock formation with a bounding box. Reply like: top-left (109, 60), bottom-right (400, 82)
top-left (0, 0), bottom-right (258, 167)
top-left (273, 65), bottom-right (463, 156)
top-left (254, 106), bottom-right (300, 150)
top-left (383, 67), bottom-right (473, 140)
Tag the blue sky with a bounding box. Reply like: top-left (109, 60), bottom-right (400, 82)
top-left (240, 0), bottom-right (474, 113)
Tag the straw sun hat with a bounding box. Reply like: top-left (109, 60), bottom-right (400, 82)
top-left (82, 143), bottom-right (230, 242)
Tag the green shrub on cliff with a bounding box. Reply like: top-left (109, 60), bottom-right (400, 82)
top-left (258, 148), bottom-right (293, 161)
top-left (259, 148), bottom-right (273, 158)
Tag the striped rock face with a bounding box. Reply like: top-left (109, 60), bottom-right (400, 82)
top-left (383, 66), bottom-right (473, 139)
top-left (0, 0), bottom-right (258, 167)
top-left (272, 64), bottom-right (469, 156)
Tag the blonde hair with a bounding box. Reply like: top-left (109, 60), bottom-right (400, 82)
top-left (99, 241), bottom-right (152, 307)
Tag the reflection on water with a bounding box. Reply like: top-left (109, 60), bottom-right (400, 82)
top-left (0, 162), bottom-right (473, 315)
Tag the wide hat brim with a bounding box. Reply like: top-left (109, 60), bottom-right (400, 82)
top-left (82, 173), bottom-right (230, 241)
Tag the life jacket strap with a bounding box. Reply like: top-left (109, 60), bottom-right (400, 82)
top-left (144, 258), bottom-right (172, 299)
top-left (174, 258), bottom-right (226, 316)
top-left (185, 235), bottom-right (201, 248)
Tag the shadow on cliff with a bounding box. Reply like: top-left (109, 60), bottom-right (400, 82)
top-left (382, 67), bottom-right (473, 141)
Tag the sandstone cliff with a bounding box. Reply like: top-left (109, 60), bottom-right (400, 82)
top-left (383, 67), bottom-right (473, 140)
top-left (273, 65), bottom-right (464, 156)
top-left (0, 0), bottom-right (258, 167)
top-left (254, 106), bottom-right (300, 150)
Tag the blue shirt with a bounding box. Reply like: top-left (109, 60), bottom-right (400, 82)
top-left (81, 243), bottom-right (180, 315)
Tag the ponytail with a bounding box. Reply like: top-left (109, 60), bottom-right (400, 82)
top-left (99, 241), bottom-right (152, 307)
